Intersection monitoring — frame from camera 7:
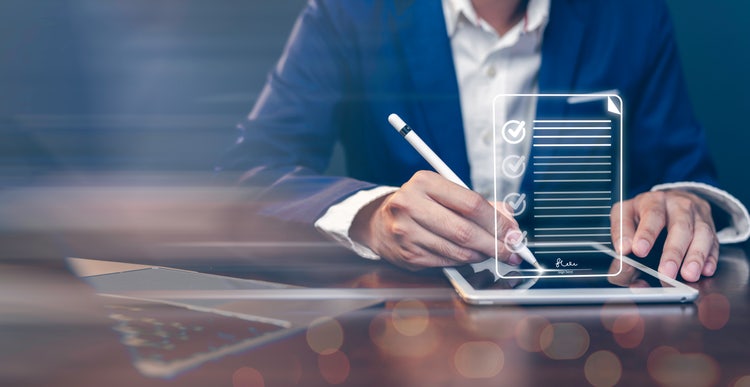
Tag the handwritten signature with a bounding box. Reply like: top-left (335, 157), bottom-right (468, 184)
top-left (555, 258), bottom-right (579, 269)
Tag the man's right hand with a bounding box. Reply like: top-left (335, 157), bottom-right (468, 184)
top-left (350, 171), bottom-right (523, 271)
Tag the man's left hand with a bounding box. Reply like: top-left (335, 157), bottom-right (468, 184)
top-left (611, 190), bottom-right (718, 282)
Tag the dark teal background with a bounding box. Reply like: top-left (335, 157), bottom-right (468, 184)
top-left (667, 0), bottom-right (750, 206)
top-left (1, 0), bottom-right (747, 207)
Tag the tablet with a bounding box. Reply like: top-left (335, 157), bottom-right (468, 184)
top-left (444, 244), bottom-right (699, 305)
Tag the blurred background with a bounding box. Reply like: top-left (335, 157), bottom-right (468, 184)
top-left (0, 0), bottom-right (748, 204)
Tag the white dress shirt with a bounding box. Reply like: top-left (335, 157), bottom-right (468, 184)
top-left (446, 0), bottom-right (548, 199)
top-left (314, 0), bottom-right (750, 259)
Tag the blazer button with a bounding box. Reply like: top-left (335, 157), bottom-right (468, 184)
top-left (482, 130), bottom-right (493, 145)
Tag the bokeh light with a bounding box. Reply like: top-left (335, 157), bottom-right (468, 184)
top-left (515, 315), bottom-right (550, 352)
top-left (391, 299), bottom-right (429, 336)
top-left (232, 366), bottom-right (265, 387)
top-left (369, 311), bottom-right (439, 357)
top-left (732, 375), bottom-right (750, 387)
top-left (306, 317), bottom-right (343, 355)
top-left (610, 312), bottom-right (639, 334)
top-left (318, 350), bottom-right (350, 385)
top-left (612, 315), bottom-right (644, 349)
top-left (647, 346), bottom-right (720, 387)
top-left (453, 341), bottom-right (505, 379)
top-left (539, 322), bottom-right (590, 360)
top-left (647, 346), bottom-right (678, 375)
top-left (454, 300), bottom-right (526, 340)
top-left (600, 301), bottom-right (639, 332)
top-left (584, 350), bottom-right (622, 387)
top-left (698, 293), bottom-right (731, 330)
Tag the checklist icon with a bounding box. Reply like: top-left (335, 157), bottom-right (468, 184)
top-left (501, 120), bottom-right (526, 144)
top-left (501, 155), bottom-right (527, 179)
top-left (502, 192), bottom-right (527, 216)
top-left (493, 94), bottom-right (623, 279)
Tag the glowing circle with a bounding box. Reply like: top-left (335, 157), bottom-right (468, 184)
top-left (611, 312), bottom-right (640, 334)
top-left (585, 351), bottom-right (622, 387)
top-left (647, 347), bottom-right (719, 387)
top-left (453, 298), bottom-right (526, 340)
top-left (600, 301), bottom-right (638, 332)
top-left (515, 316), bottom-right (550, 352)
top-left (613, 315), bottom-right (644, 349)
top-left (369, 312), bottom-right (439, 358)
top-left (391, 299), bottom-right (430, 336)
top-left (454, 341), bottom-right (505, 379)
top-left (540, 323), bottom-right (590, 360)
top-left (732, 375), bottom-right (750, 387)
top-left (306, 317), bottom-right (343, 355)
top-left (232, 367), bottom-right (264, 387)
top-left (318, 350), bottom-right (350, 385)
top-left (698, 293), bottom-right (731, 330)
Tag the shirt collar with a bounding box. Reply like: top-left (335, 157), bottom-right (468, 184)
top-left (443, 0), bottom-right (550, 37)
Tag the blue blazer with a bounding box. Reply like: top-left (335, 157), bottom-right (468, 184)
top-left (220, 0), bottom-right (717, 226)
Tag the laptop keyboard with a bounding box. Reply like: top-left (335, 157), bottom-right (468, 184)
top-left (104, 299), bottom-right (289, 375)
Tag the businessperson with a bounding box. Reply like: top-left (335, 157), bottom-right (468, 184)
top-left (219, 0), bottom-right (749, 281)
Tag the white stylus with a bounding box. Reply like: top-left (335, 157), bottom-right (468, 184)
top-left (388, 113), bottom-right (541, 270)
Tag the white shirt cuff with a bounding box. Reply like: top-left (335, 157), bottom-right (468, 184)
top-left (651, 181), bottom-right (750, 244)
top-left (314, 186), bottom-right (399, 259)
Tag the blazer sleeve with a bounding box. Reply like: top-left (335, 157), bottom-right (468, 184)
top-left (625, 0), bottom-right (718, 197)
top-left (216, 1), bottom-right (376, 225)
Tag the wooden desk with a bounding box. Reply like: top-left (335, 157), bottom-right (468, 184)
top-left (1, 241), bottom-right (748, 387)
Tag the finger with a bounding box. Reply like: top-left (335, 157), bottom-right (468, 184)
top-left (410, 171), bottom-right (499, 233)
top-left (658, 204), bottom-right (695, 280)
top-left (702, 238), bottom-right (719, 277)
top-left (384, 214), bottom-right (484, 268)
top-left (705, 219), bottom-right (719, 277)
top-left (611, 201), bottom-right (635, 255)
top-left (500, 230), bottom-right (527, 265)
top-left (389, 252), bottom-right (455, 271)
top-left (409, 198), bottom-right (498, 258)
top-left (399, 193), bottom-right (518, 263)
top-left (383, 235), bottom-right (463, 271)
top-left (403, 172), bottom-right (523, 262)
top-left (669, 191), bottom-right (718, 277)
top-left (407, 252), bottom-right (473, 269)
top-left (678, 221), bottom-right (716, 282)
top-left (490, 201), bottom-right (520, 230)
top-left (632, 193), bottom-right (667, 257)
top-left (489, 201), bottom-right (524, 260)
top-left (413, 222), bottom-right (488, 266)
top-left (407, 172), bottom-right (520, 258)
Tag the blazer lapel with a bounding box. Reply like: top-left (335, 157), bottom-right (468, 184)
top-left (392, 0), bottom-right (471, 186)
top-left (390, 0), bottom-right (590, 190)
top-left (523, 0), bottom-right (588, 195)
top-left (538, 0), bottom-right (587, 117)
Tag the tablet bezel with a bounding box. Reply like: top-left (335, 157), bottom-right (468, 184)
top-left (444, 253), bottom-right (699, 305)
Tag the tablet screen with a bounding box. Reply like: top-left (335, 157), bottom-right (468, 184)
top-left (522, 242), bottom-right (623, 278)
top-left (458, 254), bottom-right (672, 291)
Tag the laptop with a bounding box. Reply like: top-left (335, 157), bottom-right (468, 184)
top-left (67, 258), bottom-right (381, 378)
